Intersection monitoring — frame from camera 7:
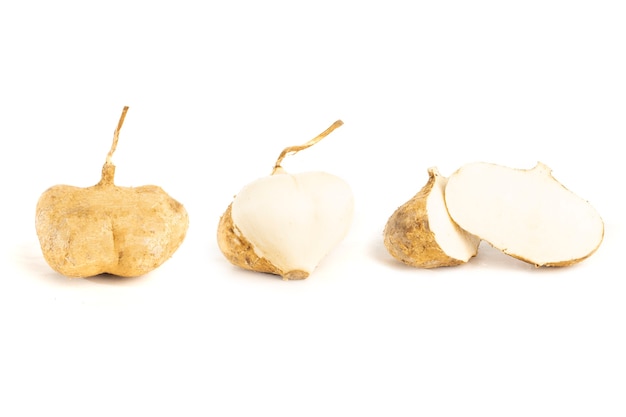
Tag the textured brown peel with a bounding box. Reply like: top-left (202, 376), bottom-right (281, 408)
top-left (384, 172), bottom-right (465, 268)
top-left (35, 182), bottom-right (188, 277)
top-left (217, 204), bottom-right (309, 280)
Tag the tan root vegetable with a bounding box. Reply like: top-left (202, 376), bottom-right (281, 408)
top-left (217, 121), bottom-right (354, 280)
top-left (444, 162), bottom-right (604, 266)
top-left (384, 167), bottom-right (480, 268)
top-left (35, 106), bottom-right (189, 277)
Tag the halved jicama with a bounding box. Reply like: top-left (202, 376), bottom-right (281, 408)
top-left (384, 167), bottom-right (480, 268)
top-left (444, 162), bottom-right (604, 266)
top-left (217, 121), bottom-right (354, 280)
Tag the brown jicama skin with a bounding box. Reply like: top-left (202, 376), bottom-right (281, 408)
top-left (35, 107), bottom-right (189, 277)
top-left (217, 203), bottom-right (285, 277)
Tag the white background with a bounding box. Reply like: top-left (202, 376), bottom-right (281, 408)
top-left (1, 1), bottom-right (625, 416)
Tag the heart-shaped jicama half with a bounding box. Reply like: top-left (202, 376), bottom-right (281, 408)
top-left (444, 162), bottom-right (604, 266)
top-left (217, 121), bottom-right (354, 280)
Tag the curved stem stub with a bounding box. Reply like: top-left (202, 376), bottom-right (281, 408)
top-left (106, 106), bottom-right (129, 164)
top-left (99, 106), bottom-right (129, 185)
top-left (272, 120), bottom-right (343, 174)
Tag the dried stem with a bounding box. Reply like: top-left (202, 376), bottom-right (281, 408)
top-left (272, 120), bottom-right (343, 174)
top-left (106, 106), bottom-right (129, 164)
top-left (99, 106), bottom-right (129, 185)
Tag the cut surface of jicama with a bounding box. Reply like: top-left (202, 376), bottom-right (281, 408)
top-left (444, 162), bottom-right (604, 266)
top-left (222, 170), bottom-right (354, 279)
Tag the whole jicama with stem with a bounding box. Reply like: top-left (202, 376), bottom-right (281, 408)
top-left (217, 121), bottom-right (354, 280)
top-left (35, 106), bottom-right (189, 277)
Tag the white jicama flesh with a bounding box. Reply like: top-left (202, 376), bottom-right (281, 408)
top-left (217, 121), bottom-right (354, 280)
top-left (444, 162), bottom-right (604, 266)
top-left (231, 170), bottom-right (353, 278)
top-left (384, 167), bottom-right (480, 268)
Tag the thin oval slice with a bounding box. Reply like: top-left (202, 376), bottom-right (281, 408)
top-left (444, 162), bottom-right (604, 266)
top-left (384, 167), bottom-right (480, 268)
